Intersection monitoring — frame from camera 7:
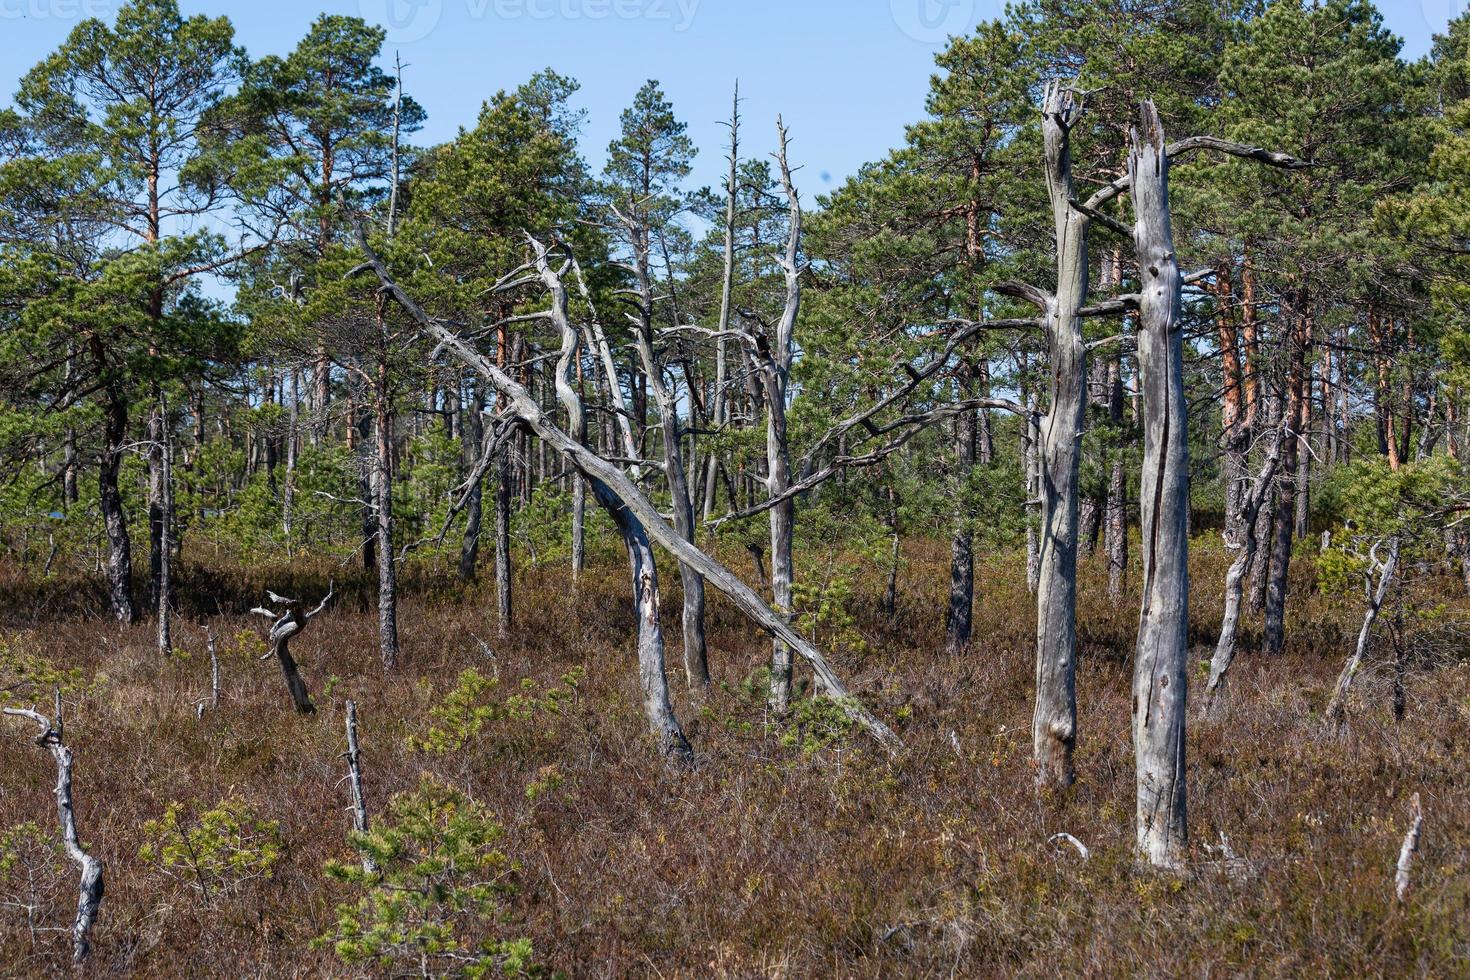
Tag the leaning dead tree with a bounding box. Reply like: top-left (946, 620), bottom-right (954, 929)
top-left (1205, 420), bottom-right (1288, 701)
top-left (250, 584), bottom-right (334, 715)
top-left (4, 693), bottom-right (104, 965)
top-left (348, 218), bottom-right (901, 751)
top-left (1325, 536), bottom-right (1400, 728)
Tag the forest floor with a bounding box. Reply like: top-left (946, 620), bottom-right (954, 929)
top-left (0, 538), bottom-right (1467, 977)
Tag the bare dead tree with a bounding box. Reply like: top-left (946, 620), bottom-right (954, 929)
top-left (348, 220), bottom-right (900, 751)
top-left (530, 235), bottom-right (692, 761)
top-left (608, 188), bottom-right (710, 693)
top-left (701, 82), bottom-right (741, 521)
top-left (250, 584), bottom-right (334, 715)
top-left (156, 391), bottom-right (174, 658)
top-left (195, 627), bottom-right (221, 720)
top-left (1126, 102), bottom-right (1190, 869)
top-left (1325, 536), bottom-right (1400, 728)
top-left (1205, 422), bottom-right (1287, 701)
top-left (4, 693), bottom-right (104, 965)
top-left (756, 117), bottom-right (802, 712)
top-left (343, 700), bottom-right (376, 873)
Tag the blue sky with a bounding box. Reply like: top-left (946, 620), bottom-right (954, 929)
top-left (1, 0), bottom-right (1462, 202)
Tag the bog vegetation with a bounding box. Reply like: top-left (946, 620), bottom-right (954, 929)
top-left (1, 0), bottom-right (1469, 975)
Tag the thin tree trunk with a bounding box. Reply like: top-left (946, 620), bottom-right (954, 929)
top-left (156, 394), bottom-right (173, 658)
top-left (460, 383), bottom-right (484, 581)
top-left (1206, 425), bottom-right (1285, 700)
top-left (495, 444), bottom-right (512, 641)
top-left (946, 367), bottom-right (976, 652)
top-left (1325, 538), bottom-right (1399, 727)
top-left (99, 388), bottom-right (137, 624)
top-left (374, 303), bottom-right (399, 672)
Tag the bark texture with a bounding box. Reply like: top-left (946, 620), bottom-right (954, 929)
top-left (1127, 104), bottom-right (1189, 868)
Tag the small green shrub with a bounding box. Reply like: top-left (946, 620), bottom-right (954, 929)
top-left (138, 796), bottom-right (283, 905)
top-left (410, 668), bottom-right (584, 755)
top-left (318, 776), bottom-right (540, 976)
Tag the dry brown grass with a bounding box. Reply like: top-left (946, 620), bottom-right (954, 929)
top-left (0, 536), bottom-right (1467, 978)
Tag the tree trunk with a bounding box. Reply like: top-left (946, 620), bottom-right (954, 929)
top-left (1325, 538), bottom-right (1399, 727)
top-left (1030, 84), bottom-right (1088, 790)
top-left (495, 444), bottom-right (513, 641)
top-left (156, 395), bottom-right (174, 657)
top-left (459, 384), bottom-right (484, 581)
top-left (374, 366), bottom-right (399, 672)
top-left (946, 370), bottom-right (977, 652)
top-left (100, 389), bottom-right (137, 624)
top-left (1128, 107), bottom-right (1189, 867)
top-left (1264, 303), bottom-right (1309, 655)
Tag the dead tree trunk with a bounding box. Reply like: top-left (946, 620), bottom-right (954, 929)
top-left (614, 219), bottom-right (709, 694)
top-left (4, 697), bottom-right (104, 965)
top-left (532, 238), bottom-right (692, 761)
top-left (350, 224), bottom-right (899, 751)
top-left (1205, 423), bottom-right (1286, 700)
top-left (494, 442), bottom-right (513, 640)
top-left (1127, 103), bottom-right (1189, 869)
top-left (343, 700), bottom-right (376, 873)
top-left (760, 120), bottom-right (803, 711)
top-left (1325, 537), bottom-right (1399, 728)
top-left (702, 84), bottom-right (741, 522)
top-left (156, 393), bottom-right (174, 657)
top-left (459, 382), bottom-right (485, 581)
top-left (373, 299), bottom-right (400, 672)
top-left (250, 585), bottom-right (333, 715)
top-left (1020, 83), bottom-right (1090, 790)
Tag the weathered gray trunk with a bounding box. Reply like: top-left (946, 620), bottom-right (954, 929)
top-left (353, 226), bottom-right (899, 750)
top-left (374, 346), bottom-right (399, 673)
top-left (2, 702), bottom-right (104, 964)
top-left (1128, 105), bottom-right (1189, 868)
top-left (459, 384), bottom-right (484, 581)
top-left (571, 474), bottom-right (586, 580)
top-left (1031, 84), bottom-right (1088, 790)
top-left (627, 222), bottom-right (709, 693)
top-left (763, 123), bottom-right (803, 712)
top-left (1205, 427), bottom-right (1285, 700)
top-left (535, 241), bottom-right (691, 760)
top-left (1325, 537), bottom-right (1399, 728)
top-left (702, 85), bottom-right (740, 522)
top-left (156, 396), bottom-right (173, 658)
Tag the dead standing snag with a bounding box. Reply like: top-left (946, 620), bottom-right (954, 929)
top-left (251, 584), bottom-right (334, 715)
